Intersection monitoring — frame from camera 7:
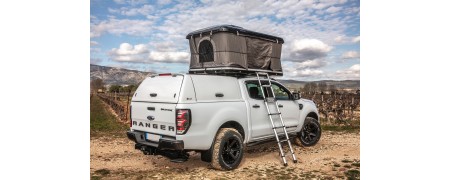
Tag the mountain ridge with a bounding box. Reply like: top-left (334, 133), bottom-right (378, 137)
top-left (90, 64), bottom-right (360, 90)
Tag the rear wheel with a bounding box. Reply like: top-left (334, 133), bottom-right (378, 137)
top-left (295, 117), bottom-right (321, 147)
top-left (211, 128), bottom-right (244, 170)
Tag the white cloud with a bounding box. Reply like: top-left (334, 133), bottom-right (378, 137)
top-left (90, 41), bottom-right (99, 46)
top-left (282, 59), bottom-right (327, 78)
top-left (334, 35), bottom-right (360, 44)
top-left (295, 59), bottom-right (327, 69)
top-left (149, 51), bottom-right (189, 63)
top-left (157, 0), bottom-right (171, 5)
top-left (284, 67), bottom-right (324, 78)
top-left (108, 4), bottom-right (154, 16)
top-left (299, 69), bottom-right (324, 76)
top-left (114, 43), bottom-right (149, 55)
top-left (352, 36), bottom-right (360, 43)
top-left (333, 64), bottom-right (360, 79)
top-left (113, 0), bottom-right (147, 5)
top-left (109, 43), bottom-right (189, 63)
top-left (113, 0), bottom-right (126, 4)
top-left (325, 6), bottom-right (342, 13)
top-left (288, 39), bottom-right (332, 62)
top-left (109, 43), bottom-right (149, 62)
top-left (334, 35), bottom-right (346, 43)
top-left (90, 18), bottom-right (154, 37)
top-left (341, 51), bottom-right (360, 59)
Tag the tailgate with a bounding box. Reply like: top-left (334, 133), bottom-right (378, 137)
top-left (130, 75), bottom-right (184, 136)
top-left (131, 102), bottom-right (176, 136)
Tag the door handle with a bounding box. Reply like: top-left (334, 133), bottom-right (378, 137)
top-left (253, 104), bottom-right (260, 108)
top-left (278, 104), bottom-right (283, 108)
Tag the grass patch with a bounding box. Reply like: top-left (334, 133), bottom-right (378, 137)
top-left (345, 169), bottom-right (360, 180)
top-left (90, 96), bottom-right (128, 136)
top-left (352, 162), bottom-right (360, 167)
top-left (94, 169), bottom-right (110, 176)
top-left (322, 125), bottom-right (360, 133)
top-left (91, 175), bottom-right (101, 180)
top-left (342, 159), bottom-right (352, 163)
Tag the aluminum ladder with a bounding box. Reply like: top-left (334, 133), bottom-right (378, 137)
top-left (256, 72), bottom-right (298, 166)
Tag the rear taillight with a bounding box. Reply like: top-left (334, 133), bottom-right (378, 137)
top-left (159, 73), bottom-right (172, 76)
top-left (129, 105), bottom-right (132, 127)
top-left (176, 109), bottom-right (191, 135)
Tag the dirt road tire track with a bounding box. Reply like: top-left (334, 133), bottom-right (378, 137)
top-left (90, 131), bottom-right (359, 179)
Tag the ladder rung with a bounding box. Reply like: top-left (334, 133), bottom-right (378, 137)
top-left (261, 84), bottom-right (271, 88)
top-left (268, 112), bottom-right (281, 116)
top-left (272, 125), bottom-right (285, 129)
top-left (279, 139), bottom-right (289, 143)
top-left (257, 72), bottom-right (268, 75)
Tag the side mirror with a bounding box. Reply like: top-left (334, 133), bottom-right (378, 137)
top-left (293, 92), bottom-right (301, 100)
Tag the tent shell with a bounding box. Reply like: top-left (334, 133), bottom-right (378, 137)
top-left (186, 25), bottom-right (284, 76)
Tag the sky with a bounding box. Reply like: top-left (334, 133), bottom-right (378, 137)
top-left (90, 0), bottom-right (360, 81)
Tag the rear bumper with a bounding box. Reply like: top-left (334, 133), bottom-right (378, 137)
top-left (126, 131), bottom-right (184, 151)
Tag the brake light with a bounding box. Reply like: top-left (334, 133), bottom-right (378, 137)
top-left (129, 105), bottom-right (132, 127)
top-left (176, 109), bottom-right (191, 135)
top-left (159, 73), bottom-right (172, 76)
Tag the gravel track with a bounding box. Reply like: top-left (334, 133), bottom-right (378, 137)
top-left (90, 131), bottom-right (360, 179)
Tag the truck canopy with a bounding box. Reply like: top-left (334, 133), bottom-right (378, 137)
top-left (133, 75), bottom-right (184, 103)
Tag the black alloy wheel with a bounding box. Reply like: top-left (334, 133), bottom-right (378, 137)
top-left (221, 137), bottom-right (241, 165)
top-left (211, 128), bottom-right (244, 170)
top-left (297, 117), bottom-right (321, 147)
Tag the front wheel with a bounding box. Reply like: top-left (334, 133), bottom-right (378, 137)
top-left (295, 117), bottom-right (321, 147)
top-left (211, 128), bottom-right (244, 170)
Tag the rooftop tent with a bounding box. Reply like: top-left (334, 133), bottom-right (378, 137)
top-left (186, 25), bottom-right (284, 75)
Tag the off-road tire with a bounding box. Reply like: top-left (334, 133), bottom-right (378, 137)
top-left (211, 128), bottom-right (244, 170)
top-left (294, 117), bottom-right (321, 147)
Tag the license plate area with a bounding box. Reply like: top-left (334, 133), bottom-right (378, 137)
top-left (146, 133), bottom-right (161, 142)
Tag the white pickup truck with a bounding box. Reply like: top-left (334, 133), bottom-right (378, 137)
top-left (126, 73), bottom-right (321, 170)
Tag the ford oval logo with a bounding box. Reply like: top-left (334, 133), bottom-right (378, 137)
top-left (147, 116), bottom-right (155, 121)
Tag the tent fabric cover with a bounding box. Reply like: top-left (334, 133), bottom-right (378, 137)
top-left (187, 25), bottom-right (283, 72)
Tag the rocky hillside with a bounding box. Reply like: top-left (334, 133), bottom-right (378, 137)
top-left (90, 64), bottom-right (152, 85)
top-left (90, 64), bottom-right (359, 89)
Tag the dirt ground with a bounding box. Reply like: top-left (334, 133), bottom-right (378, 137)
top-left (90, 131), bottom-right (360, 179)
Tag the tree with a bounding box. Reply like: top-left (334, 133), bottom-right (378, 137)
top-left (318, 82), bottom-right (328, 92)
top-left (109, 85), bottom-right (122, 93)
top-left (329, 85), bottom-right (338, 92)
top-left (302, 83), bottom-right (312, 92)
top-left (90, 78), bottom-right (104, 91)
top-left (310, 83), bottom-right (318, 92)
top-left (123, 84), bottom-right (137, 92)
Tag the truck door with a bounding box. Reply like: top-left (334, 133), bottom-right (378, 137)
top-left (270, 82), bottom-right (300, 131)
top-left (246, 81), bottom-right (300, 140)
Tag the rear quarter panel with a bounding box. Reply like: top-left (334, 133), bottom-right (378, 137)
top-left (175, 102), bottom-right (247, 150)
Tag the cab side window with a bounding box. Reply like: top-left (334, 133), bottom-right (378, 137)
top-left (246, 83), bottom-right (263, 99)
top-left (246, 82), bottom-right (291, 100)
top-left (271, 84), bottom-right (290, 100)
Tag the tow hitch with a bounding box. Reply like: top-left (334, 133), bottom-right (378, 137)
top-left (135, 144), bottom-right (189, 163)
